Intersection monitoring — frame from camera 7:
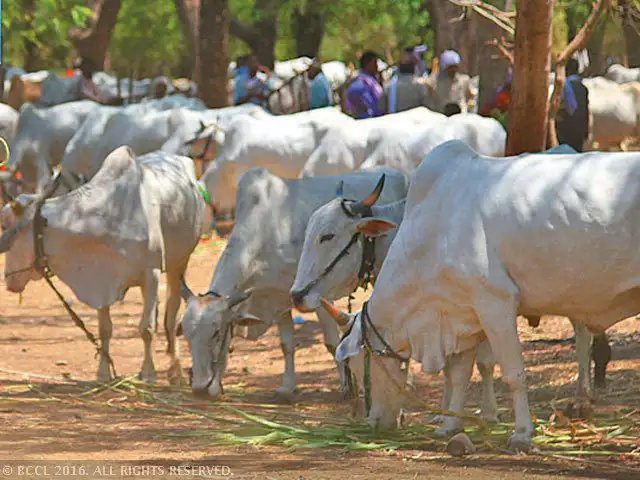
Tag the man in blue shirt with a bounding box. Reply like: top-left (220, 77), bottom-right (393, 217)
top-left (233, 54), bottom-right (271, 106)
top-left (308, 60), bottom-right (334, 109)
top-left (345, 51), bottom-right (383, 119)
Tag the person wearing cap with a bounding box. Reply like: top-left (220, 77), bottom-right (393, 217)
top-left (427, 49), bottom-right (473, 114)
top-left (233, 54), bottom-right (271, 106)
top-left (307, 60), bottom-right (334, 109)
top-left (345, 51), bottom-right (384, 119)
top-left (378, 49), bottom-right (430, 114)
top-left (149, 75), bottom-right (171, 99)
top-left (413, 45), bottom-right (429, 77)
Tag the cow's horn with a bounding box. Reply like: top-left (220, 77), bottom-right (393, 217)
top-left (180, 276), bottom-right (195, 301)
top-left (228, 288), bottom-right (254, 309)
top-left (336, 180), bottom-right (344, 198)
top-left (320, 298), bottom-right (350, 326)
top-left (349, 174), bottom-right (385, 215)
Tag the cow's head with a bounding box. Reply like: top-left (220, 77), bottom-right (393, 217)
top-left (177, 277), bottom-right (263, 398)
top-left (321, 299), bottom-right (407, 430)
top-left (290, 175), bottom-right (396, 312)
top-left (185, 120), bottom-right (226, 162)
top-left (0, 194), bottom-right (43, 292)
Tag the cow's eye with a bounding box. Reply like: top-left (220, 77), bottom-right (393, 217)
top-left (320, 233), bottom-right (335, 243)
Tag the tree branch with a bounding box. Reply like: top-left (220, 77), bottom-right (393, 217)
top-left (548, 0), bottom-right (610, 147)
top-left (446, 0), bottom-right (515, 35)
top-left (486, 37), bottom-right (514, 66)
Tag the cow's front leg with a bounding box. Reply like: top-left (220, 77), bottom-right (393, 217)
top-left (477, 297), bottom-right (534, 452)
top-left (436, 347), bottom-right (476, 437)
top-left (431, 374), bottom-right (452, 424)
top-left (96, 307), bottom-right (113, 382)
top-left (276, 310), bottom-right (297, 401)
top-left (138, 269), bottom-right (160, 383)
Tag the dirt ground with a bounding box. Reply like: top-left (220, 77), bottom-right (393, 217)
top-left (1, 234), bottom-right (639, 480)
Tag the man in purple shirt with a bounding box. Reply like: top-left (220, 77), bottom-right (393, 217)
top-left (345, 51), bottom-right (383, 119)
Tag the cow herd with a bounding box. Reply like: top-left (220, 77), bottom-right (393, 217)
top-left (0, 61), bottom-right (639, 453)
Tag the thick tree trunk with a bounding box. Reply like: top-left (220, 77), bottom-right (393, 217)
top-left (423, 0), bottom-right (479, 75)
top-left (620, 0), bottom-right (640, 68)
top-left (506, 0), bottom-right (553, 155)
top-left (70, 0), bottom-right (123, 69)
top-left (230, 0), bottom-right (278, 68)
top-left (172, 0), bottom-right (199, 79)
top-left (199, 0), bottom-right (229, 108)
top-left (293, 7), bottom-right (325, 58)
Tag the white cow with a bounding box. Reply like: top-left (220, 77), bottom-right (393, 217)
top-left (604, 64), bottom-right (640, 84)
top-left (300, 107), bottom-right (447, 178)
top-left (360, 114), bottom-right (506, 176)
top-left (0, 147), bottom-right (204, 383)
top-left (583, 78), bottom-right (640, 150)
top-left (200, 107), bottom-right (351, 214)
top-left (8, 101), bottom-right (101, 192)
top-left (291, 145), bottom-right (609, 431)
top-left (178, 167), bottom-right (408, 399)
top-left (316, 140), bottom-right (640, 451)
top-left (59, 96), bottom-right (206, 190)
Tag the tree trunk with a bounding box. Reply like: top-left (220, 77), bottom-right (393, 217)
top-left (230, 0), bottom-right (278, 68)
top-left (620, 0), bottom-right (640, 68)
top-left (506, 0), bottom-right (553, 155)
top-left (423, 0), bottom-right (479, 75)
top-left (199, 0), bottom-right (229, 108)
top-left (293, 6), bottom-right (325, 58)
top-left (23, 0), bottom-right (38, 71)
top-left (70, 0), bottom-right (123, 69)
top-left (585, 24), bottom-right (606, 76)
top-left (172, 0), bottom-right (199, 79)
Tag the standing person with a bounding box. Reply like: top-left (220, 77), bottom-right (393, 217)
top-left (73, 58), bottom-right (121, 105)
top-left (412, 45), bottom-right (429, 77)
top-left (308, 60), bottom-right (334, 109)
top-left (233, 54), bottom-right (271, 107)
top-left (378, 49), bottom-right (430, 114)
top-left (556, 58), bottom-right (590, 152)
top-left (427, 49), bottom-right (473, 114)
top-left (344, 51), bottom-right (383, 119)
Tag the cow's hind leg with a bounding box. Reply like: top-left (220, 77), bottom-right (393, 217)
top-left (436, 347), bottom-right (477, 437)
top-left (592, 333), bottom-right (611, 389)
top-left (96, 307), bottom-right (113, 382)
top-left (476, 339), bottom-right (499, 423)
top-left (565, 321), bottom-right (594, 418)
top-left (138, 269), bottom-right (160, 383)
top-left (276, 310), bottom-right (297, 401)
top-left (165, 272), bottom-right (184, 385)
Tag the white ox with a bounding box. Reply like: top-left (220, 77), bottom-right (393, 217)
top-left (583, 78), bottom-right (640, 150)
top-left (359, 114), bottom-right (506, 176)
top-left (59, 96), bottom-right (205, 190)
top-left (300, 107), bottom-right (447, 178)
top-left (291, 146), bottom-right (607, 430)
top-left (0, 147), bottom-right (204, 383)
top-left (177, 167), bottom-right (408, 399)
top-left (316, 140), bottom-right (640, 451)
top-left (8, 101), bottom-right (101, 192)
top-left (604, 64), bottom-right (640, 84)
top-left (200, 107), bottom-right (351, 214)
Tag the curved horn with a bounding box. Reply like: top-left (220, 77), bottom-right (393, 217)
top-left (320, 298), bottom-right (350, 326)
top-left (228, 288), bottom-right (254, 309)
top-left (349, 174), bottom-right (385, 215)
top-left (180, 276), bottom-right (195, 301)
top-left (336, 180), bottom-right (344, 198)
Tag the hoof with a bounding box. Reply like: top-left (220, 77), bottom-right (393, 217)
top-left (436, 424), bottom-right (463, 438)
top-left (564, 398), bottom-right (594, 419)
top-left (430, 414), bottom-right (447, 424)
top-left (138, 370), bottom-right (157, 385)
top-left (275, 387), bottom-right (297, 403)
top-left (507, 433), bottom-right (532, 453)
top-left (167, 362), bottom-right (185, 386)
top-left (446, 432), bottom-right (476, 457)
top-left (481, 413), bottom-right (500, 424)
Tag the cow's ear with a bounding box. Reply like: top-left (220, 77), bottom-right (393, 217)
top-left (355, 218), bottom-right (397, 237)
top-left (233, 313), bottom-right (264, 326)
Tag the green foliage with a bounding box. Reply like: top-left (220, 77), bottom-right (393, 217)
top-left (2, 0), bottom-right (93, 69)
top-left (108, 0), bottom-right (186, 78)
